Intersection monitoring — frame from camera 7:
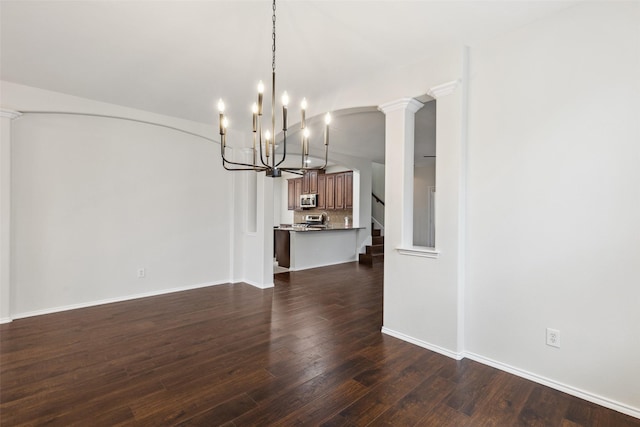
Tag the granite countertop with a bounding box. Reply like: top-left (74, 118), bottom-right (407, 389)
top-left (275, 225), bottom-right (364, 232)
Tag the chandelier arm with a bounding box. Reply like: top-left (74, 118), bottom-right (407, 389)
top-left (223, 162), bottom-right (267, 172)
top-left (279, 168), bottom-right (304, 175)
top-left (274, 131), bottom-right (287, 168)
top-left (222, 154), bottom-right (267, 170)
top-left (257, 118), bottom-right (269, 168)
top-left (252, 133), bottom-right (257, 166)
top-left (221, 144), bottom-right (266, 169)
top-left (271, 71), bottom-right (276, 169)
top-left (222, 155), bottom-right (266, 169)
top-left (320, 144), bottom-right (329, 169)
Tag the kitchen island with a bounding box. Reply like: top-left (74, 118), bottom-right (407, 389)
top-left (274, 226), bottom-right (364, 272)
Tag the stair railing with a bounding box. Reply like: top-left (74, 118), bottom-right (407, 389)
top-left (372, 192), bottom-right (385, 206)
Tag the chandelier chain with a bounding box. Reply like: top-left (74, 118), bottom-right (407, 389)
top-left (272, 0), bottom-right (276, 73)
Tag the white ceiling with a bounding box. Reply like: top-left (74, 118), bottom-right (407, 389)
top-left (1, 0), bottom-right (578, 162)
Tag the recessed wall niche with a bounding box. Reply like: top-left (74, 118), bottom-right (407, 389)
top-left (413, 100), bottom-right (436, 248)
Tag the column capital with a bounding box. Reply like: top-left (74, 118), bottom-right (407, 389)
top-left (0, 109), bottom-right (22, 120)
top-left (426, 79), bottom-right (460, 99)
top-left (378, 98), bottom-right (423, 115)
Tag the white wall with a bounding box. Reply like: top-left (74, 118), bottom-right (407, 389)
top-left (381, 82), bottom-right (465, 357)
top-left (0, 111), bottom-right (20, 323)
top-left (2, 82), bottom-right (233, 317)
top-left (465, 1), bottom-right (640, 413)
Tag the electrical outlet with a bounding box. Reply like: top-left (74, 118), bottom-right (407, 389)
top-left (546, 328), bottom-right (560, 348)
top-left (137, 268), bottom-right (145, 278)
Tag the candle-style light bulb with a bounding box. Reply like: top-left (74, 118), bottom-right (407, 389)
top-left (324, 113), bottom-right (331, 146)
top-left (252, 103), bottom-right (258, 133)
top-left (281, 91), bottom-right (289, 107)
top-left (264, 129), bottom-right (271, 158)
top-left (303, 127), bottom-right (310, 156)
top-left (217, 99), bottom-right (225, 135)
top-left (257, 80), bottom-right (265, 116)
top-left (221, 116), bottom-right (229, 148)
top-left (300, 98), bottom-right (307, 130)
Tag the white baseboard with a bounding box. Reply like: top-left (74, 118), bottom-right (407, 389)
top-left (240, 279), bottom-right (274, 289)
top-left (11, 280), bottom-right (230, 320)
top-left (289, 258), bottom-right (358, 272)
top-left (381, 326), bottom-right (639, 420)
top-left (0, 317), bottom-right (12, 324)
top-left (463, 351), bottom-right (640, 420)
top-left (381, 326), bottom-right (464, 360)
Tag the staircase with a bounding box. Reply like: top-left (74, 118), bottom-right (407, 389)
top-left (359, 224), bottom-right (384, 266)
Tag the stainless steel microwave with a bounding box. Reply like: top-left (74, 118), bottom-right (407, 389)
top-left (300, 194), bottom-right (317, 208)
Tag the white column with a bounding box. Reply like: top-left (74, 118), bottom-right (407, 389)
top-left (378, 98), bottom-right (423, 248)
top-left (0, 109), bottom-right (22, 323)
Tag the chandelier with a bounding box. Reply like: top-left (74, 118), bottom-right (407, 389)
top-left (217, 0), bottom-right (331, 178)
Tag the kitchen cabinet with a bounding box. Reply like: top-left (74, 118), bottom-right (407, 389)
top-left (274, 229), bottom-right (290, 268)
top-left (301, 170), bottom-right (320, 194)
top-left (316, 174), bottom-right (326, 210)
top-left (309, 170), bottom-right (319, 194)
top-left (335, 173), bottom-right (345, 209)
top-left (288, 171), bottom-right (324, 210)
top-left (287, 170), bottom-right (351, 211)
top-left (302, 170), bottom-right (318, 194)
top-left (294, 178), bottom-right (302, 210)
top-left (325, 174), bottom-right (336, 210)
top-left (286, 177), bottom-right (303, 211)
top-left (287, 179), bottom-right (295, 210)
top-left (344, 171), bottom-right (353, 209)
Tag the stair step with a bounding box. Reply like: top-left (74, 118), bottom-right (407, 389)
top-left (366, 244), bottom-right (384, 254)
top-left (372, 228), bottom-right (381, 237)
top-left (372, 236), bottom-right (384, 245)
top-left (358, 252), bottom-right (384, 266)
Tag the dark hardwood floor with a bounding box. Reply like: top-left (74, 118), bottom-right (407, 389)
top-left (1, 262), bottom-right (638, 426)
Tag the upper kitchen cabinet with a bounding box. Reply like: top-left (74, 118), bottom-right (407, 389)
top-left (294, 178), bottom-right (302, 210)
top-left (317, 174), bottom-right (326, 210)
top-left (288, 170), bottom-right (352, 211)
top-left (335, 173), bottom-right (345, 209)
top-left (325, 174), bottom-right (336, 210)
top-left (302, 170), bottom-right (321, 194)
top-left (344, 171), bottom-right (353, 209)
top-left (287, 179), bottom-right (296, 210)
top-left (329, 171), bottom-right (353, 210)
top-left (286, 176), bottom-right (306, 211)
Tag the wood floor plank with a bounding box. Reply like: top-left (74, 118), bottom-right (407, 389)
top-left (466, 369), bottom-right (535, 427)
top-left (323, 351), bottom-right (448, 426)
top-left (368, 374), bottom-right (457, 425)
top-left (443, 359), bottom-right (500, 416)
top-left (1, 262), bottom-right (637, 426)
top-left (518, 385), bottom-right (572, 426)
